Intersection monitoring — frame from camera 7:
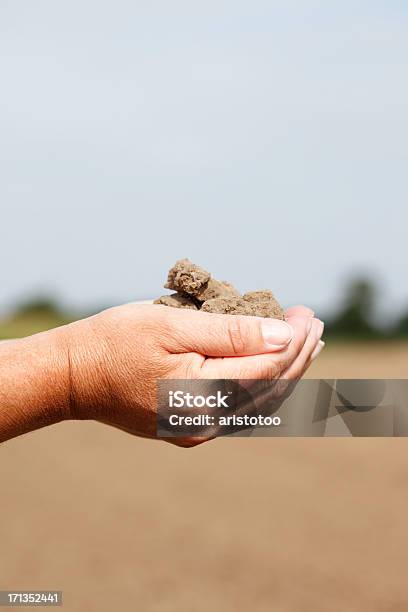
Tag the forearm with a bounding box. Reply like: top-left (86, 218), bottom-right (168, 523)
top-left (0, 329), bottom-right (70, 443)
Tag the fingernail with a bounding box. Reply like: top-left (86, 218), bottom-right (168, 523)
top-left (262, 319), bottom-right (293, 348)
top-left (314, 319), bottom-right (324, 340)
top-left (311, 340), bottom-right (325, 361)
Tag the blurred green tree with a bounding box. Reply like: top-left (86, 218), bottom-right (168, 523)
top-left (14, 297), bottom-right (62, 318)
top-left (393, 312), bottom-right (408, 338)
top-left (325, 278), bottom-right (381, 339)
top-left (0, 296), bottom-right (73, 340)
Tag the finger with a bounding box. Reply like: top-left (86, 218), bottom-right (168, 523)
top-left (285, 305), bottom-right (314, 319)
top-left (201, 316), bottom-right (313, 379)
top-left (282, 319), bottom-right (324, 380)
top-left (158, 306), bottom-right (294, 357)
top-left (304, 340), bottom-right (325, 371)
top-left (311, 340), bottom-right (325, 361)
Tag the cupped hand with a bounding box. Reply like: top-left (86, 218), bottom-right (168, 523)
top-left (63, 303), bottom-right (324, 446)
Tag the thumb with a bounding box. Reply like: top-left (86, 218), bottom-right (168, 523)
top-left (161, 307), bottom-right (294, 357)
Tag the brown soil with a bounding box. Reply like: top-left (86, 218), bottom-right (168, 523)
top-left (156, 259), bottom-right (284, 319)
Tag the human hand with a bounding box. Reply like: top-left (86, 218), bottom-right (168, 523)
top-left (62, 303), bottom-right (324, 446)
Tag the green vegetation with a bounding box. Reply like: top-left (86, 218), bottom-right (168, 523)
top-left (0, 297), bottom-right (76, 340)
top-left (325, 279), bottom-right (378, 340)
top-left (325, 278), bottom-right (406, 340)
top-left (394, 313), bottom-right (408, 338)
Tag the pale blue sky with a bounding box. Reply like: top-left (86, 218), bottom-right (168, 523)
top-left (1, 1), bottom-right (407, 318)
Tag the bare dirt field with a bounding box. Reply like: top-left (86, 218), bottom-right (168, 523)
top-left (1, 343), bottom-right (407, 611)
top-left (308, 341), bottom-right (408, 379)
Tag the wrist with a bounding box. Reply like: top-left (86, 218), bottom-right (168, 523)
top-left (47, 325), bottom-right (73, 422)
top-left (61, 315), bottom-right (109, 421)
top-left (28, 326), bottom-right (71, 425)
top-left (0, 326), bottom-right (71, 442)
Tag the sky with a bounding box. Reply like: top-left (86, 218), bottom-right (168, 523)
top-left (1, 1), bottom-right (407, 319)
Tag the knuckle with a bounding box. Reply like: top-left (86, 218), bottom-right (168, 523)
top-left (275, 349), bottom-right (294, 375)
top-left (178, 353), bottom-right (205, 378)
top-left (285, 363), bottom-right (306, 381)
top-left (277, 358), bottom-right (290, 376)
top-left (227, 316), bottom-right (250, 356)
top-left (257, 359), bottom-right (282, 380)
top-left (264, 362), bottom-right (282, 380)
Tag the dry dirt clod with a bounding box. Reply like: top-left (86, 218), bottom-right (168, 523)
top-left (154, 293), bottom-right (199, 310)
top-left (156, 260), bottom-right (285, 320)
top-left (243, 290), bottom-right (275, 303)
top-left (201, 297), bottom-right (257, 316)
top-left (250, 301), bottom-right (285, 319)
top-left (243, 290), bottom-right (285, 320)
top-left (195, 278), bottom-right (241, 302)
top-left (164, 258), bottom-right (211, 296)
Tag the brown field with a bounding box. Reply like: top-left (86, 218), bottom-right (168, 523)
top-left (1, 343), bottom-right (408, 611)
top-left (308, 341), bottom-right (408, 379)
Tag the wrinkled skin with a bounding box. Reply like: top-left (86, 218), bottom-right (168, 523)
top-left (65, 303), bottom-right (324, 447)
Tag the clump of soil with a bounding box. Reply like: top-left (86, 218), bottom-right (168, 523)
top-left (154, 259), bottom-right (285, 320)
top-left (164, 259), bottom-right (210, 296)
top-left (201, 297), bottom-right (256, 316)
top-left (154, 293), bottom-right (198, 310)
